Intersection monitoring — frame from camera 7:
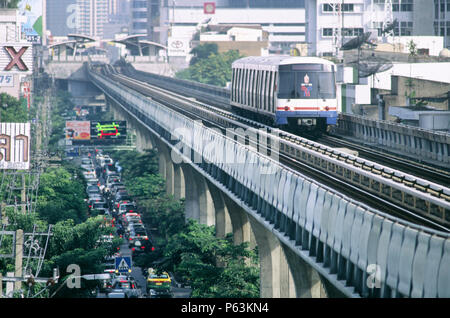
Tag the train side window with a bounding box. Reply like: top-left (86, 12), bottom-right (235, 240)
top-left (261, 70), bottom-right (267, 111)
top-left (244, 68), bottom-right (248, 105)
top-left (272, 71), bottom-right (278, 113)
top-left (256, 70), bottom-right (261, 109)
top-left (249, 69), bottom-right (253, 107)
top-left (231, 68), bottom-right (235, 101)
top-left (268, 71), bottom-right (273, 113)
top-left (267, 70), bottom-right (271, 112)
top-left (247, 68), bottom-right (251, 106)
top-left (236, 68), bottom-right (240, 103)
top-left (251, 69), bottom-right (256, 108)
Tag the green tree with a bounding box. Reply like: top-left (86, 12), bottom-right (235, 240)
top-left (176, 48), bottom-right (243, 87)
top-left (189, 43), bottom-right (219, 66)
top-left (0, 93), bottom-right (28, 122)
top-left (36, 166), bottom-right (88, 224)
top-left (163, 220), bottom-right (260, 298)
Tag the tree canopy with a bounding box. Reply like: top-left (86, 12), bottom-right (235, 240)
top-left (0, 93), bottom-right (28, 122)
top-left (175, 45), bottom-right (244, 87)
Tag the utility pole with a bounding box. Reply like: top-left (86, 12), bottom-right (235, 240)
top-left (21, 174), bottom-right (26, 214)
top-left (14, 229), bottom-right (23, 291)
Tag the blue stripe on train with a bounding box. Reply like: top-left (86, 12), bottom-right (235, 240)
top-left (275, 111), bottom-right (338, 125)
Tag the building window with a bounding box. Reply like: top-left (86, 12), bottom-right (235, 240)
top-left (342, 28), bottom-right (364, 37)
top-left (400, 21), bottom-right (413, 35)
top-left (393, 0), bottom-right (413, 12)
top-left (322, 3), bottom-right (353, 12)
top-left (248, 0), bottom-right (305, 8)
top-left (323, 3), bottom-right (333, 12)
top-left (322, 28), bottom-right (333, 37)
top-left (342, 4), bottom-right (354, 11)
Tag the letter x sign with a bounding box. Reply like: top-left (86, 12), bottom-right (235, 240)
top-left (4, 46), bottom-right (29, 71)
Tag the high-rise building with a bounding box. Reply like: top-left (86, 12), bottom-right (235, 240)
top-left (72, 0), bottom-right (108, 38)
top-left (310, 0), bottom-right (449, 56)
top-left (130, 0), bottom-right (148, 34)
top-left (161, 0), bottom-right (307, 53)
top-left (126, 1), bottom-right (448, 57)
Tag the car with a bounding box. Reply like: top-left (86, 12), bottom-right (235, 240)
top-left (111, 185), bottom-right (126, 196)
top-left (91, 201), bottom-right (109, 215)
top-left (83, 171), bottom-right (97, 180)
top-left (127, 224), bottom-right (149, 246)
top-left (81, 158), bottom-right (93, 165)
top-left (86, 178), bottom-right (100, 187)
top-left (131, 238), bottom-right (154, 257)
top-left (146, 268), bottom-right (172, 298)
top-left (108, 278), bottom-right (141, 298)
top-left (99, 156), bottom-right (113, 168)
top-left (80, 164), bottom-right (94, 172)
top-left (86, 185), bottom-right (101, 195)
top-left (118, 212), bottom-right (140, 226)
top-left (113, 198), bottom-right (133, 215)
top-left (118, 203), bottom-right (138, 215)
top-left (88, 193), bottom-right (102, 201)
top-left (106, 175), bottom-right (121, 188)
top-left (104, 163), bottom-right (119, 178)
top-left (87, 197), bottom-right (106, 207)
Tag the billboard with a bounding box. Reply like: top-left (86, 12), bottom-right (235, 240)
top-left (0, 74), bottom-right (14, 87)
top-left (0, 43), bottom-right (33, 74)
top-left (90, 121), bottom-right (126, 140)
top-left (0, 123), bottom-right (31, 170)
top-left (168, 37), bottom-right (190, 57)
top-left (18, 0), bottom-right (44, 43)
top-left (65, 121), bottom-right (91, 140)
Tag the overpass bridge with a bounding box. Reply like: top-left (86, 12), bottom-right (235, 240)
top-left (84, 62), bottom-right (450, 298)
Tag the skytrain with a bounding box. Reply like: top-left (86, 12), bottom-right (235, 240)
top-left (230, 56), bottom-right (338, 134)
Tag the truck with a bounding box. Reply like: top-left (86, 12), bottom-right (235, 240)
top-left (146, 268), bottom-right (172, 298)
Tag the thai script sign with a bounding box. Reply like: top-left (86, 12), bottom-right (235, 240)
top-left (0, 123), bottom-right (31, 170)
top-left (65, 121), bottom-right (91, 140)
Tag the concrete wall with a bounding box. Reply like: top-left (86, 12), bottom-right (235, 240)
top-left (386, 75), bottom-right (450, 116)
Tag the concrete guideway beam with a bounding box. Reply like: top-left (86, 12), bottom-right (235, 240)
top-left (90, 69), bottom-right (450, 298)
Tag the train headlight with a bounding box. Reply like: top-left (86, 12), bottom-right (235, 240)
top-left (325, 106), bottom-right (330, 111)
top-left (284, 106), bottom-right (289, 111)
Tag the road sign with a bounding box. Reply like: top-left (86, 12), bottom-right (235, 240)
top-left (90, 121), bottom-right (127, 140)
top-left (115, 256), bottom-right (132, 274)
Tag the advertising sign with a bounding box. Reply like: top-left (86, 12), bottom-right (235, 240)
top-left (167, 37), bottom-right (190, 57)
top-left (0, 43), bottom-right (33, 74)
top-left (18, 0), bottom-right (43, 43)
top-left (0, 123), bottom-right (31, 170)
top-left (90, 121), bottom-right (127, 140)
top-left (204, 2), bottom-right (216, 14)
top-left (65, 121), bottom-right (91, 140)
top-left (0, 74), bottom-right (14, 87)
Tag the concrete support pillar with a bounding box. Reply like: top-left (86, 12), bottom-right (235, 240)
top-left (282, 242), bottom-right (328, 298)
top-left (206, 180), bottom-right (232, 238)
top-left (173, 164), bottom-right (185, 200)
top-left (223, 196), bottom-right (254, 247)
top-left (135, 128), bottom-right (154, 152)
top-left (247, 214), bottom-right (327, 298)
top-left (164, 156), bottom-right (175, 197)
top-left (181, 165), bottom-right (215, 226)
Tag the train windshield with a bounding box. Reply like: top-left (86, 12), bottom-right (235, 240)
top-left (278, 65), bottom-right (336, 100)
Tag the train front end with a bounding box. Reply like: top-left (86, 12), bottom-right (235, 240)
top-left (275, 61), bottom-right (337, 134)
